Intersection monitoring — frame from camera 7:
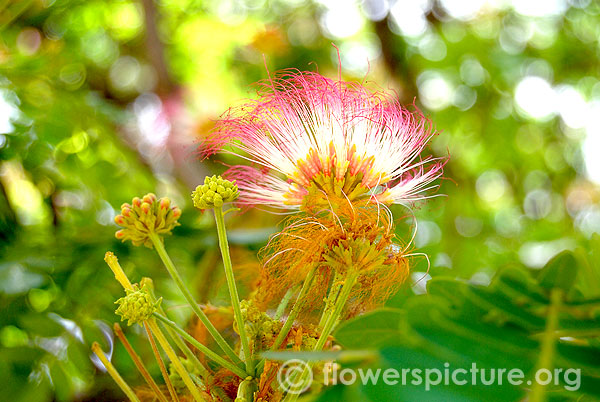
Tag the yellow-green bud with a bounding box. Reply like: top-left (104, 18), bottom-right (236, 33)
top-left (235, 377), bottom-right (255, 402)
top-left (192, 175), bottom-right (239, 209)
top-left (115, 286), bottom-right (161, 326)
top-left (238, 300), bottom-right (282, 345)
top-left (114, 193), bottom-right (181, 248)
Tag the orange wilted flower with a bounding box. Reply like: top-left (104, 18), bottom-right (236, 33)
top-left (254, 199), bottom-right (410, 319)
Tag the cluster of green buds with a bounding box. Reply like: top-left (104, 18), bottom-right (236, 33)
top-left (192, 175), bottom-right (239, 209)
top-left (239, 300), bottom-right (282, 346)
top-left (115, 285), bottom-right (161, 326)
top-left (114, 193), bottom-right (181, 248)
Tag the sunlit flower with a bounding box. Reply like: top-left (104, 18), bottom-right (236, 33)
top-left (204, 70), bottom-right (446, 210)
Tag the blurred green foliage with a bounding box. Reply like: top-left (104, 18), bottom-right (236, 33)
top-left (328, 246), bottom-right (600, 401)
top-left (1, 0), bottom-right (600, 401)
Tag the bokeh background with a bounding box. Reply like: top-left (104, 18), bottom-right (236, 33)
top-left (1, 0), bottom-right (599, 400)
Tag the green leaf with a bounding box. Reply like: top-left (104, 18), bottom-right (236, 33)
top-left (493, 267), bottom-right (549, 306)
top-left (577, 240), bottom-right (600, 298)
top-left (405, 298), bottom-right (538, 369)
top-left (538, 251), bottom-right (579, 293)
top-left (313, 383), bottom-right (369, 402)
top-left (426, 278), bottom-right (470, 307)
top-left (364, 346), bottom-right (525, 402)
top-left (467, 286), bottom-right (546, 330)
top-left (335, 309), bottom-right (405, 349)
top-left (554, 317), bottom-right (600, 337)
top-left (555, 343), bottom-right (600, 375)
top-left (571, 373), bottom-right (600, 400)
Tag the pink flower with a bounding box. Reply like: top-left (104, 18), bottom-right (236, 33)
top-left (203, 70), bottom-right (446, 210)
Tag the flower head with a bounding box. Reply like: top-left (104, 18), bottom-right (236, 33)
top-left (114, 193), bottom-right (181, 248)
top-left (203, 70), bottom-right (446, 210)
top-left (115, 285), bottom-right (161, 326)
top-left (253, 203), bottom-right (409, 318)
top-left (192, 175), bottom-right (239, 209)
top-left (239, 299), bottom-right (282, 346)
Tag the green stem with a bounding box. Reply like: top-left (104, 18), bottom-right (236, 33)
top-left (166, 326), bottom-right (207, 384)
top-left (530, 289), bottom-right (562, 402)
top-left (144, 322), bottom-right (180, 402)
top-left (314, 271), bottom-right (358, 352)
top-left (149, 233), bottom-right (243, 368)
top-left (92, 342), bottom-right (141, 402)
top-left (275, 286), bottom-right (297, 321)
top-left (272, 266), bottom-right (317, 351)
top-left (153, 312), bottom-right (249, 379)
top-left (147, 319), bottom-right (204, 402)
top-left (213, 206), bottom-right (254, 375)
top-left (141, 277), bottom-right (210, 384)
top-left (254, 266), bottom-right (318, 376)
top-left (282, 271), bottom-right (358, 402)
top-left (113, 323), bottom-right (169, 402)
top-left (318, 271), bottom-right (342, 329)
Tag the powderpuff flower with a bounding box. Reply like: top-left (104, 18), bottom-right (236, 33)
top-left (203, 70), bottom-right (446, 210)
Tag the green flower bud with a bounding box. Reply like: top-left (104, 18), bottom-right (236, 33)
top-left (192, 175), bottom-right (239, 210)
top-left (114, 194), bottom-right (181, 248)
top-left (238, 300), bottom-right (282, 345)
top-left (115, 286), bottom-right (161, 326)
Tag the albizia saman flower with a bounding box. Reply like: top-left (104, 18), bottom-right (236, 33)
top-left (203, 70), bottom-right (446, 210)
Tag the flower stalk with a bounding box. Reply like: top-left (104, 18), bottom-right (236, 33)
top-left (317, 271), bottom-right (342, 329)
top-left (105, 252), bottom-right (134, 291)
top-left (191, 176), bottom-right (253, 374)
top-left (236, 376), bottom-right (257, 402)
top-left (110, 276), bottom-right (202, 400)
top-left (529, 289), bottom-right (563, 402)
top-left (146, 319), bottom-right (204, 402)
top-left (144, 322), bottom-right (180, 402)
top-left (105, 251), bottom-right (210, 401)
top-left (271, 265), bottom-right (317, 351)
top-left (140, 277), bottom-right (210, 382)
top-left (274, 286), bottom-right (297, 321)
top-left (113, 323), bottom-right (168, 402)
top-left (213, 205), bottom-right (254, 375)
top-left (148, 232), bottom-right (243, 368)
top-left (92, 342), bottom-right (141, 402)
top-left (282, 271), bottom-right (358, 402)
top-left (153, 312), bottom-right (248, 379)
top-left (104, 252), bottom-right (179, 400)
top-left (314, 271), bottom-right (358, 351)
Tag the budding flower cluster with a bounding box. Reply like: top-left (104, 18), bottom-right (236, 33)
top-left (192, 175), bottom-right (239, 209)
top-left (239, 300), bottom-right (282, 344)
top-left (115, 286), bottom-right (161, 326)
top-left (114, 193), bottom-right (181, 248)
